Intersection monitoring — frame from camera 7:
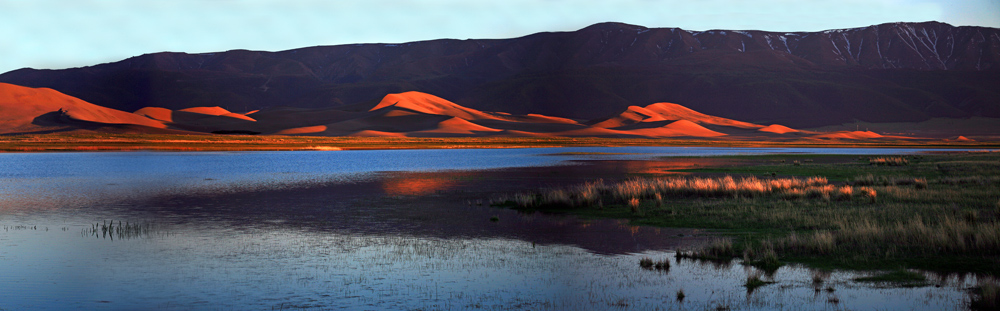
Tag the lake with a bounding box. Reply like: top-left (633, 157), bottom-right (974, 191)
top-left (0, 147), bottom-right (990, 310)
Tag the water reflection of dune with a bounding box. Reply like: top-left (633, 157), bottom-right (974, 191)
top-left (610, 158), bottom-right (741, 175)
top-left (381, 172), bottom-right (472, 196)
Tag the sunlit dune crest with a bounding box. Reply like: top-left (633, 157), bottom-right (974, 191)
top-left (371, 92), bottom-right (500, 121)
top-left (349, 130), bottom-right (407, 137)
top-left (555, 127), bottom-right (636, 138)
top-left (178, 106), bottom-right (233, 116)
top-left (758, 124), bottom-right (799, 134)
top-left (811, 131), bottom-right (884, 140)
top-left (593, 103), bottom-right (762, 129)
top-left (134, 107), bottom-right (174, 122)
top-left (221, 113), bottom-right (256, 121)
top-left (273, 125), bottom-right (328, 135)
top-left (522, 114), bottom-right (580, 124)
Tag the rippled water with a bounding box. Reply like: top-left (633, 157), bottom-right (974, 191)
top-left (0, 147), bottom-right (991, 310)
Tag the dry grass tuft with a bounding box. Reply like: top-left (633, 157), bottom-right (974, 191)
top-left (501, 175), bottom-right (879, 209)
top-left (869, 157), bottom-right (908, 166)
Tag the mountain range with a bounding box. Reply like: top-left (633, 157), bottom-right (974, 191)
top-left (0, 21), bottom-right (998, 133)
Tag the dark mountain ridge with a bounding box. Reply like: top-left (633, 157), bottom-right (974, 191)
top-left (2, 21), bottom-right (998, 128)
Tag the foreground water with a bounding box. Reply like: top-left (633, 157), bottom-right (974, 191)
top-left (0, 147), bottom-right (992, 310)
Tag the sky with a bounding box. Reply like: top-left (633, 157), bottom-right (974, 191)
top-left (1, 0), bottom-right (998, 74)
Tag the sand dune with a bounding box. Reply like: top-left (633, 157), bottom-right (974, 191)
top-left (178, 106), bottom-right (233, 116)
top-left (273, 125), bottom-right (328, 135)
top-left (409, 117), bottom-right (502, 136)
top-left (134, 107), bottom-right (174, 122)
top-left (0, 86), bottom-right (939, 141)
top-left (221, 113), bottom-right (257, 121)
top-left (348, 130), bottom-right (407, 137)
top-left (370, 92), bottom-right (501, 121)
top-left (758, 124), bottom-right (799, 134)
top-left (625, 120), bottom-right (727, 137)
top-left (592, 103), bottom-right (763, 129)
top-left (811, 131), bottom-right (884, 140)
top-left (521, 114), bottom-right (580, 124)
top-left (0, 83), bottom-right (166, 134)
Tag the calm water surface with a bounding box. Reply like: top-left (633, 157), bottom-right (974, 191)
top-left (0, 147), bottom-right (991, 310)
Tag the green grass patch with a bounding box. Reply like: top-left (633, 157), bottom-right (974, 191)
top-left (744, 274), bottom-right (777, 293)
top-left (494, 152), bottom-right (1000, 276)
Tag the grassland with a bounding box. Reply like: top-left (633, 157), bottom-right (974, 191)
top-left (0, 133), bottom-right (996, 152)
top-left (495, 152), bottom-right (1000, 275)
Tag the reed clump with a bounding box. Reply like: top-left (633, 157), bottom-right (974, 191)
top-left (83, 220), bottom-right (153, 240)
top-left (970, 281), bottom-right (999, 311)
top-left (638, 257), bottom-right (671, 271)
top-left (696, 216), bottom-right (1000, 270)
top-left (851, 174), bottom-right (927, 189)
top-left (869, 157), bottom-right (908, 166)
top-left (500, 175), bottom-right (878, 209)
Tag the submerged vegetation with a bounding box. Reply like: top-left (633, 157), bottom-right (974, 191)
top-left (82, 220), bottom-right (155, 240)
top-left (495, 152), bottom-right (1000, 274)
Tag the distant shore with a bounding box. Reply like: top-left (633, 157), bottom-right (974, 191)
top-left (0, 133), bottom-right (996, 152)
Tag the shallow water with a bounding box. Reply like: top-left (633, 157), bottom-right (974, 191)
top-left (0, 147), bottom-right (992, 310)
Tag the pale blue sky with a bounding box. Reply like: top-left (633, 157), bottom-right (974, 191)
top-left (1, 0), bottom-right (998, 73)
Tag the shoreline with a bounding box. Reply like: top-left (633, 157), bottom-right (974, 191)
top-left (1, 134), bottom-right (997, 152)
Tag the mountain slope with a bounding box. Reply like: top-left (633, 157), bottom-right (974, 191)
top-left (1, 22), bottom-right (998, 128)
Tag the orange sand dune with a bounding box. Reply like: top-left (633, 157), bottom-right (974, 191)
top-left (3, 86), bottom-right (942, 141)
top-left (273, 125), bottom-right (328, 135)
top-left (370, 92), bottom-right (501, 121)
top-left (554, 127), bottom-right (640, 138)
top-left (521, 114), bottom-right (580, 124)
top-left (496, 130), bottom-right (554, 137)
top-left (137, 106), bottom-right (256, 125)
top-left (625, 120), bottom-right (727, 137)
top-left (0, 83), bottom-right (166, 133)
top-left (758, 124), bottom-right (799, 134)
top-left (325, 110), bottom-right (452, 133)
top-left (178, 106), bottom-right (233, 116)
top-left (221, 113), bottom-right (256, 121)
top-left (134, 107), bottom-right (174, 122)
top-left (811, 131), bottom-right (884, 140)
top-left (592, 102), bottom-right (763, 129)
top-left (348, 130), bottom-right (407, 137)
top-left (409, 117), bottom-right (502, 136)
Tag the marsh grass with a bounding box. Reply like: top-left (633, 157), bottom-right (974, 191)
top-left (494, 152), bottom-right (1000, 274)
top-left (638, 257), bottom-right (670, 271)
top-left (853, 269), bottom-right (929, 287)
top-left (869, 157), bottom-right (909, 166)
top-left (744, 272), bottom-right (776, 293)
top-left (499, 175), bottom-right (865, 209)
top-left (970, 281), bottom-right (999, 311)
